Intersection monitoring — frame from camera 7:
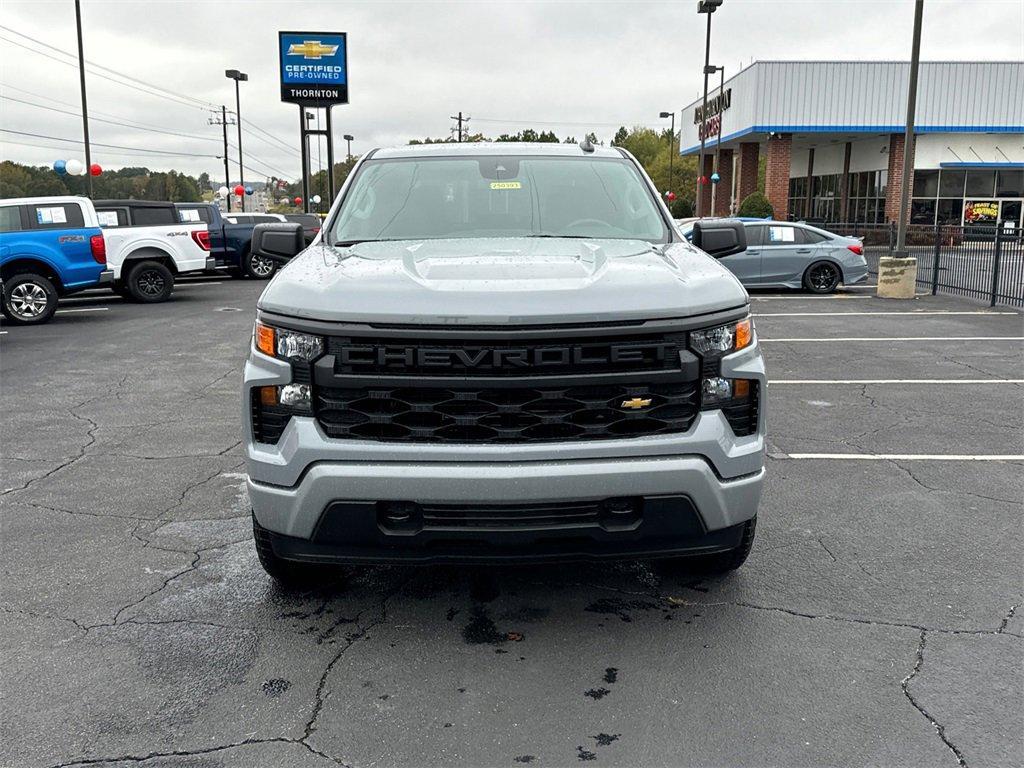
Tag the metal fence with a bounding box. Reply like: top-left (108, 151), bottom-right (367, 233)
top-left (819, 222), bottom-right (1024, 307)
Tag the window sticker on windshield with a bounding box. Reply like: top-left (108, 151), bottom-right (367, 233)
top-left (97, 211), bottom-right (120, 227)
top-left (37, 206), bottom-right (67, 225)
top-left (489, 181), bottom-right (521, 190)
top-left (179, 208), bottom-right (200, 222)
top-left (768, 226), bottom-right (795, 243)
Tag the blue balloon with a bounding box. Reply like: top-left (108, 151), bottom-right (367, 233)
top-left (244, 186), bottom-right (254, 195)
top-left (53, 160), bottom-right (67, 175)
top-left (710, 172), bottom-right (721, 184)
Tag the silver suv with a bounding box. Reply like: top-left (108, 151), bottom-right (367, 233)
top-left (242, 143), bottom-right (765, 583)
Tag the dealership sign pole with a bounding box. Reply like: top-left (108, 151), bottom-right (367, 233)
top-left (279, 32), bottom-right (348, 214)
top-left (73, 0), bottom-right (93, 197)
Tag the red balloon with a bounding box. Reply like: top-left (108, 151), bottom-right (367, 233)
top-left (698, 175), bottom-right (709, 185)
top-left (89, 163), bottom-right (102, 176)
top-left (234, 185), bottom-right (245, 196)
top-left (293, 197), bottom-right (303, 205)
top-left (666, 191), bottom-right (677, 202)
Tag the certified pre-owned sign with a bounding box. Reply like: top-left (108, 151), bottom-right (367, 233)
top-left (279, 31), bottom-right (348, 105)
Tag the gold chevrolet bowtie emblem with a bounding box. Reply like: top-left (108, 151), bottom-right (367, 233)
top-left (287, 41), bottom-right (339, 59)
top-left (620, 397), bottom-right (653, 410)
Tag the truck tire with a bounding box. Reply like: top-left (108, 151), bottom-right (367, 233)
top-left (252, 513), bottom-right (330, 588)
top-left (661, 518), bottom-right (756, 576)
top-left (242, 249), bottom-right (277, 280)
top-left (1, 272), bottom-right (59, 325)
top-left (125, 260), bottom-right (174, 302)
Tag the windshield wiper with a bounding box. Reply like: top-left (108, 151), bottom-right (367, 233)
top-left (330, 238), bottom-right (400, 247)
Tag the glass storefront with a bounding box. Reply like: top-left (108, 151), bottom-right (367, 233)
top-left (788, 170), bottom-right (886, 223)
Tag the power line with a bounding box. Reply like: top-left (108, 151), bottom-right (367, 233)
top-left (0, 33), bottom-right (210, 112)
top-left (241, 117), bottom-right (301, 157)
top-left (0, 25), bottom-right (215, 110)
top-left (0, 81), bottom-right (219, 139)
top-left (226, 141), bottom-right (294, 180)
top-left (1, 128), bottom-right (220, 158)
top-left (472, 116), bottom-right (660, 129)
top-left (2, 136), bottom-right (219, 161)
top-left (1, 94), bottom-right (222, 144)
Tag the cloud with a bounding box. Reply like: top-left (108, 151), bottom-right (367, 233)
top-left (2, 0), bottom-right (1021, 180)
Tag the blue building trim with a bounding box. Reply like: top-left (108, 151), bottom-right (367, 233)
top-left (681, 125), bottom-right (1024, 155)
top-left (938, 162), bottom-right (1024, 169)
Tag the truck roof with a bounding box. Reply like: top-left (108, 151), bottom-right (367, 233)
top-left (94, 199), bottom-right (176, 208)
top-left (371, 142), bottom-right (625, 160)
top-left (1, 195), bottom-right (93, 207)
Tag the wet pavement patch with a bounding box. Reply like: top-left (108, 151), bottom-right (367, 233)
top-left (584, 687), bottom-right (610, 700)
top-left (584, 597), bottom-right (660, 622)
top-left (461, 606), bottom-right (523, 645)
top-left (261, 678), bottom-right (290, 697)
top-left (577, 745), bottom-right (598, 761)
top-left (602, 667), bottom-right (618, 684)
top-left (594, 733), bottom-right (620, 746)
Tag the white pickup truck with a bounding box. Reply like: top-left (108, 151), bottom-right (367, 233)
top-left (94, 199), bottom-right (214, 302)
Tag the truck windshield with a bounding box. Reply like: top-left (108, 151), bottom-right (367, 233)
top-left (329, 155), bottom-right (668, 244)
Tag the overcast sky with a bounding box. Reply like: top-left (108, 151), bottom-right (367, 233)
top-left (2, 0), bottom-right (1022, 183)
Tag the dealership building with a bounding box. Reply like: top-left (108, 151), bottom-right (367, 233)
top-left (679, 61), bottom-right (1024, 228)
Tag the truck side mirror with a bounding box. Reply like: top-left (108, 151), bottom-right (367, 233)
top-left (691, 219), bottom-right (747, 258)
top-left (251, 223), bottom-right (304, 264)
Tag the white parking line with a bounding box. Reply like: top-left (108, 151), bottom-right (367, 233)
top-left (761, 336), bottom-right (1024, 343)
top-left (55, 307), bottom-right (109, 314)
top-left (752, 295), bottom-right (873, 301)
top-left (771, 379), bottom-right (1024, 384)
top-left (782, 453), bottom-right (1024, 461)
top-left (754, 311), bottom-right (1019, 317)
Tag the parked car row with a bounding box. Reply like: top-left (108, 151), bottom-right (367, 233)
top-left (0, 195), bottom-right (317, 325)
top-left (675, 218), bottom-right (869, 294)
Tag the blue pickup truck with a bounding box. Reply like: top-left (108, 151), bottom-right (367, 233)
top-left (175, 203), bottom-right (284, 279)
top-left (1, 196), bottom-right (114, 325)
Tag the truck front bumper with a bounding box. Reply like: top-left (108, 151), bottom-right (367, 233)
top-left (244, 338), bottom-right (766, 564)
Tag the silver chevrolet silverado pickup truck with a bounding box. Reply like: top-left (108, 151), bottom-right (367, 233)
top-left (242, 142), bottom-right (765, 584)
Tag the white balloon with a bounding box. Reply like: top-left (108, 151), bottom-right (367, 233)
top-left (65, 159), bottom-right (84, 176)
top-left (218, 186), bottom-right (229, 197)
top-left (312, 195), bottom-right (322, 204)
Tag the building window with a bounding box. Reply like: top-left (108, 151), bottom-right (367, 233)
top-left (846, 170), bottom-right (886, 224)
top-left (911, 199), bottom-right (936, 225)
top-left (913, 170), bottom-right (939, 198)
top-left (937, 199), bottom-right (962, 225)
top-left (996, 170), bottom-right (1023, 198)
top-left (965, 170), bottom-right (996, 197)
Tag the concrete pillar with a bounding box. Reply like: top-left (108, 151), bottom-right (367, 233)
top-left (877, 256), bottom-right (918, 298)
top-left (713, 148), bottom-right (734, 217)
top-left (839, 142), bottom-right (852, 222)
top-left (804, 147), bottom-right (815, 219)
top-left (699, 154), bottom-right (714, 218)
top-left (884, 133), bottom-right (915, 224)
top-left (764, 133), bottom-right (792, 220)
top-left (736, 142), bottom-right (759, 208)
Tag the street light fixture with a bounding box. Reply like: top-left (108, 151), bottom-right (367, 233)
top-left (343, 134), bottom-right (354, 164)
top-left (695, 0), bottom-right (723, 218)
top-left (225, 69), bottom-right (248, 210)
top-left (659, 112), bottom-right (676, 208)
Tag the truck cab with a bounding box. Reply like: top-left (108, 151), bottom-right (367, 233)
top-left (94, 200), bottom-right (213, 302)
top-left (175, 203), bottom-right (281, 280)
top-left (0, 196), bottom-right (113, 325)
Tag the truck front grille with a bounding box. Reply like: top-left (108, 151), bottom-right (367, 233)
top-left (314, 382), bottom-right (699, 443)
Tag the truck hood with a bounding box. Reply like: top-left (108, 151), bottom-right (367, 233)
top-left (257, 237), bottom-right (748, 325)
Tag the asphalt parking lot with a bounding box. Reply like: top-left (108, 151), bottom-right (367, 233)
top-left (2, 277), bottom-right (1022, 768)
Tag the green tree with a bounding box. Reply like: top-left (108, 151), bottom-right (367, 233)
top-left (738, 191), bottom-right (773, 218)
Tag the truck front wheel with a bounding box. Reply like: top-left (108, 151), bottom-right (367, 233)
top-left (126, 261), bottom-right (174, 302)
top-left (252, 514), bottom-right (332, 589)
top-left (661, 518), bottom-right (756, 576)
top-left (1, 273), bottom-right (59, 325)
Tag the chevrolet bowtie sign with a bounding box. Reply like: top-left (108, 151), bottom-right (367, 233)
top-left (279, 31), bottom-right (348, 105)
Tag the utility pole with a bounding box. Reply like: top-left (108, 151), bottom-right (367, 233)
top-left (894, 0), bottom-right (924, 255)
top-left (225, 70), bottom-right (248, 210)
top-left (73, 0), bottom-right (93, 196)
top-left (209, 107), bottom-right (235, 212)
top-left (450, 111), bottom-right (470, 142)
top-left (695, 0), bottom-right (723, 218)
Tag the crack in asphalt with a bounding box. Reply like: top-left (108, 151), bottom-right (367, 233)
top-left (45, 736), bottom-right (338, 768)
top-left (901, 630), bottom-right (969, 767)
top-left (997, 601), bottom-right (1021, 634)
top-left (1, 407), bottom-right (100, 496)
top-left (890, 459), bottom-right (1021, 506)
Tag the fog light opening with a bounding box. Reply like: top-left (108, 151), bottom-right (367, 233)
top-left (279, 383), bottom-right (312, 410)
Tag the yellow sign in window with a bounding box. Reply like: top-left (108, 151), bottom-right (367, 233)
top-left (489, 181), bottom-right (522, 190)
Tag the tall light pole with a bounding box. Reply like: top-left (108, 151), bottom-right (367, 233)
top-left (74, 0), bottom-right (93, 197)
top-left (894, 0), bottom-right (924, 256)
top-left (225, 70), bottom-right (248, 210)
top-left (343, 134), bottom-right (354, 164)
top-left (659, 111), bottom-right (676, 205)
top-left (709, 65), bottom-right (725, 215)
top-left (695, 0), bottom-right (723, 218)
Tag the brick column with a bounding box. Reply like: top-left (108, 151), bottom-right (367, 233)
top-left (699, 154), bottom-right (714, 217)
top-left (764, 133), bottom-right (792, 220)
top-left (736, 142), bottom-right (759, 206)
top-left (884, 133), bottom-right (915, 224)
top-left (712, 148), bottom-right (734, 217)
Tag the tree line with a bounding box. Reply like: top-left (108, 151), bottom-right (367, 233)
top-left (0, 161), bottom-right (206, 202)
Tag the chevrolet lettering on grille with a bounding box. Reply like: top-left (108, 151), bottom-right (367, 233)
top-left (337, 343), bottom-right (677, 370)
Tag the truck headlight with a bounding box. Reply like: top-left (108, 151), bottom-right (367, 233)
top-left (689, 317), bottom-right (752, 355)
top-left (255, 322), bottom-right (323, 361)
